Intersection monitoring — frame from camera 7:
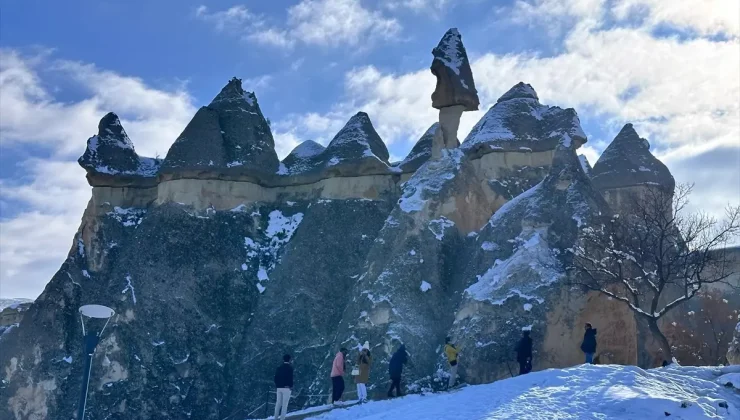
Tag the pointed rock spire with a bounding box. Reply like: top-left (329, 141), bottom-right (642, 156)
top-left (579, 155), bottom-right (592, 176)
top-left (324, 112), bottom-right (390, 164)
top-left (278, 140), bottom-right (326, 175)
top-left (397, 123), bottom-right (438, 172)
top-left (461, 82), bottom-right (586, 155)
top-left (497, 82), bottom-right (539, 103)
top-left (430, 28), bottom-right (479, 111)
top-left (161, 77), bottom-right (279, 176)
top-left (591, 124), bottom-right (675, 191)
top-left (78, 112), bottom-right (160, 179)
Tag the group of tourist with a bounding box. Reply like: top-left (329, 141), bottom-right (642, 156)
top-left (272, 324), bottom-right (598, 419)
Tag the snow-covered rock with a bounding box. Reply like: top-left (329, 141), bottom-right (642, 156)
top-left (450, 136), bottom-right (613, 383)
top-left (78, 112), bottom-right (161, 185)
top-left (430, 28), bottom-right (479, 111)
top-left (279, 140), bottom-right (326, 175)
top-left (396, 123), bottom-right (437, 172)
top-left (461, 82), bottom-right (586, 155)
top-left (728, 320), bottom-right (740, 365)
top-left (161, 77), bottom-right (279, 177)
top-left (591, 123), bottom-right (675, 192)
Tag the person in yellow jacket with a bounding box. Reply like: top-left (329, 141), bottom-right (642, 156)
top-left (444, 337), bottom-right (459, 389)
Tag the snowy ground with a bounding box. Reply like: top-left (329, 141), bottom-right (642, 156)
top-left (268, 364), bottom-right (740, 420)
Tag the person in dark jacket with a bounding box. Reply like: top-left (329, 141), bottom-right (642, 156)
top-left (580, 323), bottom-right (597, 364)
top-left (515, 331), bottom-right (533, 375)
top-left (274, 354), bottom-right (293, 420)
top-left (387, 344), bottom-right (408, 398)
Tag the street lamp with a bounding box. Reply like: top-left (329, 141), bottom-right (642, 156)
top-left (77, 304), bottom-right (115, 420)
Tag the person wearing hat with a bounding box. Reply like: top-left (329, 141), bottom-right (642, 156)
top-left (444, 337), bottom-right (460, 388)
top-left (355, 341), bottom-right (372, 403)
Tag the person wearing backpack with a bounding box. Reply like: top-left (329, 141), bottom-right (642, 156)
top-left (355, 342), bottom-right (372, 403)
top-left (444, 337), bottom-right (460, 388)
top-left (273, 354), bottom-right (293, 420)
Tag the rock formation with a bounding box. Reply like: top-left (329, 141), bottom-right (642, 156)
top-left (396, 123), bottom-right (437, 173)
top-left (430, 28), bottom-right (479, 159)
top-left (590, 123), bottom-right (675, 212)
top-left (79, 112), bottom-right (161, 187)
top-left (1, 30), bottom-right (712, 420)
top-left (161, 77), bottom-right (279, 179)
top-left (729, 320), bottom-right (740, 365)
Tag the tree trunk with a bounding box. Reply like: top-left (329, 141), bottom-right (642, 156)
top-left (647, 318), bottom-right (673, 365)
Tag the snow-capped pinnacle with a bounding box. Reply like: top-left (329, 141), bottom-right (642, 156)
top-left (79, 112), bottom-right (160, 179)
top-left (97, 112), bottom-right (135, 150)
top-left (161, 77), bottom-right (279, 175)
top-left (461, 82), bottom-right (586, 154)
top-left (397, 122), bottom-right (439, 172)
top-left (430, 28), bottom-right (479, 111)
top-left (324, 112), bottom-right (390, 163)
top-left (591, 123), bottom-right (675, 192)
top-left (289, 140), bottom-right (325, 159)
top-left (209, 77), bottom-right (256, 107)
top-left (497, 82), bottom-right (539, 103)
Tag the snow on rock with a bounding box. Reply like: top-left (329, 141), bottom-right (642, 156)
top-left (78, 112), bottom-right (161, 179)
top-left (430, 28), bottom-right (479, 111)
top-left (161, 77), bottom-right (279, 175)
top-left (420, 281), bottom-right (432, 292)
top-left (310, 365), bottom-right (740, 420)
top-left (322, 112), bottom-right (390, 164)
top-left (241, 210), bottom-right (304, 286)
top-left (579, 154), bottom-right (592, 176)
top-left (278, 140), bottom-right (326, 174)
top-left (461, 82), bottom-right (586, 154)
top-left (728, 320), bottom-right (740, 365)
top-left (107, 207), bottom-right (147, 227)
top-left (591, 123), bottom-right (675, 192)
top-left (396, 123), bottom-right (437, 173)
top-left (427, 217), bottom-right (455, 240)
top-left (398, 149), bottom-right (463, 213)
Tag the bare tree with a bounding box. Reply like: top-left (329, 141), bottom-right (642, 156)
top-left (567, 184), bottom-right (740, 362)
top-left (664, 290), bottom-right (739, 365)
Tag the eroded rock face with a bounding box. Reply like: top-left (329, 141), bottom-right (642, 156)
top-left (313, 149), bottom-right (494, 397)
top-left (591, 123), bottom-right (675, 192)
top-left (430, 28), bottom-right (479, 111)
top-left (78, 113), bottom-right (161, 186)
top-left (278, 140), bottom-right (326, 175)
top-left (728, 321), bottom-right (740, 365)
top-left (449, 138), bottom-right (613, 383)
top-left (461, 82), bottom-right (586, 156)
top-left (397, 123), bottom-right (437, 172)
top-left (161, 78), bottom-right (279, 177)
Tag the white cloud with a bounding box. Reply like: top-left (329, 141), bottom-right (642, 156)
top-left (196, 0), bottom-right (402, 49)
top-left (271, 0), bottom-right (739, 217)
top-left (384, 0), bottom-right (450, 16)
top-left (0, 50), bottom-right (197, 298)
top-left (611, 0), bottom-right (739, 37)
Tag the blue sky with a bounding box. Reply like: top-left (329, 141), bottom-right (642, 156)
top-left (1, 0), bottom-right (738, 298)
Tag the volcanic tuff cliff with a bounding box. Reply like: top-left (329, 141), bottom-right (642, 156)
top-left (1, 70), bottom-right (690, 419)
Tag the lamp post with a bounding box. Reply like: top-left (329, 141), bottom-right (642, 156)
top-left (77, 304), bottom-right (115, 420)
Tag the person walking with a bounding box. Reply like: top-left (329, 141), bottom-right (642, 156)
top-left (331, 347), bottom-right (348, 404)
top-left (581, 323), bottom-right (597, 364)
top-left (515, 331), bottom-right (533, 375)
top-left (355, 341), bottom-right (372, 403)
top-left (444, 337), bottom-right (460, 388)
top-left (273, 354), bottom-right (293, 420)
top-left (387, 344), bottom-right (408, 398)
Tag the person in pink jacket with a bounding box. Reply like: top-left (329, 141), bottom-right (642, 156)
top-left (330, 347), bottom-right (349, 403)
